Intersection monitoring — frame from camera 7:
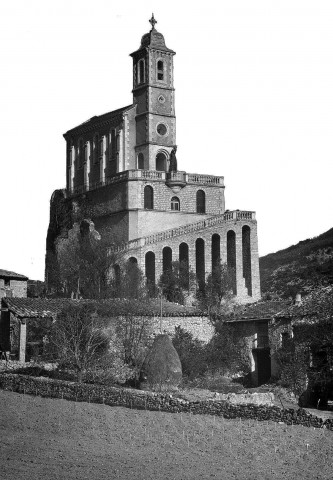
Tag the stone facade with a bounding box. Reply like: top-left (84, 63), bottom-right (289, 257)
top-left (45, 17), bottom-right (261, 304)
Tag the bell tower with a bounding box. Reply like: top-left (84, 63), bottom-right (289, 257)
top-left (130, 15), bottom-right (176, 172)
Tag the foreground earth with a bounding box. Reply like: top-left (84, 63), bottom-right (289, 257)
top-left (0, 390), bottom-right (332, 479)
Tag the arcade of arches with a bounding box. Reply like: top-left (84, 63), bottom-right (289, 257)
top-left (131, 226), bottom-right (253, 297)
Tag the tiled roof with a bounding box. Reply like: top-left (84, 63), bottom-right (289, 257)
top-left (2, 298), bottom-right (76, 318)
top-left (274, 286), bottom-right (333, 319)
top-left (227, 287), bottom-right (333, 324)
top-left (1, 297), bottom-right (203, 319)
top-left (0, 269), bottom-right (28, 280)
top-left (227, 300), bottom-right (290, 322)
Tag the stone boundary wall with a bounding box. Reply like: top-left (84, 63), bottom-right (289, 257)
top-left (0, 373), bottom-right (332, 430)
top-left (151, 316), bottom-right (214, 343)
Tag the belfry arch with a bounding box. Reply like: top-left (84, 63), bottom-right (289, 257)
top-left (156, 152), bottom-right (167, 171)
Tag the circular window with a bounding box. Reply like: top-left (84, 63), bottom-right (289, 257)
top-left (156, 123), bottom-right (168, 136)
top-left (158, 95), bottom-right (165, 104)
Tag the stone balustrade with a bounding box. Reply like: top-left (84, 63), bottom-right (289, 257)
top-left (110, 210), bottom-right (255, 253)
top-left (187, 173), bottom-right (224, 185)
top-left (66, 169), bottom-right (225, 197)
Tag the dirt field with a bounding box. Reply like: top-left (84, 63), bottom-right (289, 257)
top-left (0, 390), bottom-right (332, 480)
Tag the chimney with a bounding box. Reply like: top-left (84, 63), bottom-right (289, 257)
top-left (295, 293), bottom-right (302, 306)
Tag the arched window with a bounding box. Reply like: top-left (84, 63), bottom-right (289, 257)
top-left (242, 225), bottom-right (252, 296)
top-left (138, 59), bottom-right (145, 84)
top-left (92, 134), bottom-right (98, 163)
top-left (84, 142), bottom-right (88, 164)
top-left (171, 197), bottom-right (180, 211)
top-left (113, 264), bottom-right (121, 284)
top-left (144, 185), bottom-right (154, 209)
top-left (162, 247), bottom-right (172, 273)
top-left (79, 139), bottom-right (84, 168)
top-left (99, 137), bottom-right (104, 160)
top-left (196, 190), bottom-right (206, 213)
top-left (145, 251), bottom-right (155, 294)
top-left (138, 153), bottom-right (144, 169)
top-left (227, 230), bottom-right (237, 294)
top-left (109, 129), bottom-right (116, 161)
top-left (195, 238), bottom-right (205, 292)
top-left (212, 233), bottom-right (220, 270)
top-left (68, 145), bottom-right (73, 166)
top-left (157, 60), bottom-right (164, 81)
top-left (156, 152), bottom-right (166, 171)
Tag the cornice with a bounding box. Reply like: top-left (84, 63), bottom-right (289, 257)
top-left (132, 84), bottom-right (175, 94)
top-left (135, 111), bottom-right (176, 119)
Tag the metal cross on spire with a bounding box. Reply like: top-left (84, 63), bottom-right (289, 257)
top-left (149, 13), bottom-right (157, 30)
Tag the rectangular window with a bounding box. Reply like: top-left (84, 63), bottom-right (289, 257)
top-left (281, 331), bottom-right (289, 348)
top-left (4, 278), bottom-right (10, 287)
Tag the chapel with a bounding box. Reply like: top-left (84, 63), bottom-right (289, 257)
top-left (46, 15), bottom-right (261, 303)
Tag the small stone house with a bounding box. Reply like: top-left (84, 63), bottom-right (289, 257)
top-left (269, 287), bottom-right (333, 400)
top-left (227, 287), bottom-right (333, 388)
top-left (226, 300), bottom-right (289, 386)
top-left (0, 269), bottom-right (28, 300)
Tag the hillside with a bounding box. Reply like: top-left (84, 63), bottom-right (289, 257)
top-left (259, 228), bottom-right (333, 298)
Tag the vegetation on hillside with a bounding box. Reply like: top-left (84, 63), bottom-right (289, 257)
top-left (260, 227), bottom-right (333, 298)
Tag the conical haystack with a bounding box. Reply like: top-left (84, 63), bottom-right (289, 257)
top-left (140, 334), bottom-right (182, 389)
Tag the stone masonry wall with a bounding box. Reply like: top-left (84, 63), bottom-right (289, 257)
top-left (151, 315), bottom-right (214, 343)
top-left (0, 374), bottom-right (331, 430)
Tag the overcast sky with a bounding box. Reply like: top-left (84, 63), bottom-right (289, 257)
top-left (1, 0), bottom-right (332, 281)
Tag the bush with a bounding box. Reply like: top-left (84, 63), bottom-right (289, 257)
top-left (207, 323), bottom-right (251, 377)
top-left (47, 303), bottom-right (128, 383)
top-left (140, 334), bottom-right (182, 389)
top-left (172, 326), bottom-right (208, 379)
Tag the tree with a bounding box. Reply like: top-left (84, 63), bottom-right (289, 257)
top-left (56, 222), bottom-right (116, 298)
top-left (109, 261), bottom-right (147, 299)
top-left (207, 321), bottom-right (251, 377)
top-left (48, 303), bottom-right (111, 382)
top-left (198, 263), bottom-right (235, 314)
top-left (96, 299), bottom-right (154, 380)
top-left (159, 260), bottom-right (195, 303)
top-left (172, 326), bottom-right (208, 379)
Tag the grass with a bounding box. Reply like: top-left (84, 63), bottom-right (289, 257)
top-left (0, 389), bottom-right (332, 479)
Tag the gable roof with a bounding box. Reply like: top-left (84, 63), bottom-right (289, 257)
top-left (0, 269), bottom-right (28, 281)
top-left (63, 104), bottom-right (135, 137)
